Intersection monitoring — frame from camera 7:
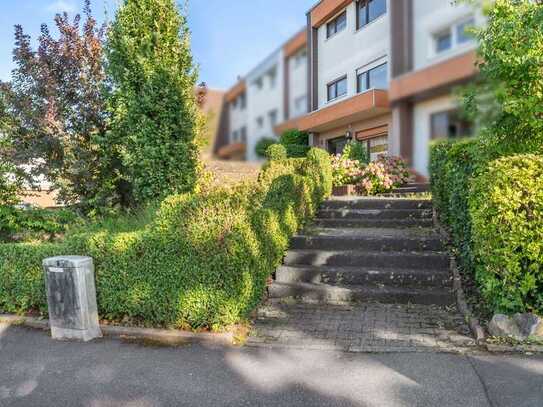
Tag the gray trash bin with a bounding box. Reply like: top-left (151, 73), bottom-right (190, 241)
top-left (43, 256), bottom-right (102, 341)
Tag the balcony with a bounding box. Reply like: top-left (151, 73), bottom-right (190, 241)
top-left (298, 89), bottom-right (390, 133)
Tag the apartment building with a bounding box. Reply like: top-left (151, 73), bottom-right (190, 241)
top-left (216, 30), bottom-right (308, 161)
top-left (217, 0), bottom-right (481, 174)
top-left (299, 0), bottom-right (481, 177)
top-left (300, 0), bottom-right (391, 162)
top-left (389, 0), bottom-right (482, 177)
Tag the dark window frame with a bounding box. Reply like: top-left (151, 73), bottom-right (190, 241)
top-left (327, 75), bottom-right (348, 102)
top-left (356, 0), bottom-right (387, 30)
top-left (326, 11), bottom-right (347, 39)
top-left (357, 62), bottom-right (388, 93)
top-left (430, 109), bottom-right (473, 140)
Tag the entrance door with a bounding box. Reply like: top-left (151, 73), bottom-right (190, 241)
top-left (327, 136), bottom-right (348, 155)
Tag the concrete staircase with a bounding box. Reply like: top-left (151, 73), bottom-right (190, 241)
top-left (269, 191), bottom-right (454, 306)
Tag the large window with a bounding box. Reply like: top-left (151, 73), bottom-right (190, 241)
top-left (357, 62), bottom-right (388, 93)
top-left (430, 110), bottom-right (472, 140)
top-left (433, 17), bottom-right (475, 55)
top-left (357, 0), bottom-right (387, 30)
top-left (327, 76), bottom-right (348, 102)
top-left (327, 11), bottom-right (347, 38)
top-left (268, 109), bottom-right (278, 127)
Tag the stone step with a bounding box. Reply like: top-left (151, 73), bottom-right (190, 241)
top-left (314, 217), bottom-right (434, 229)
top-left (268, 281), bottom-right (454, 306)
top-left (294, 227), bottom-right (443, 250)
top-left (275, 265), bottom-right (452, 288)
top-left (284, 249), bottom-right (450, 270)
top-left (392, 183), bottom-right (430, 194)
top-left (322, 198), bottom-right (432, 210)
top-left (317, 208), bottom-right (432, 220)
top-left (291, 232), bottom-right (444, 252)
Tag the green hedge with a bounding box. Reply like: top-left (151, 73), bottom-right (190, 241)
top-left (429, 138), bottom-right (484, 271)
top-left (470, 155), bottom-right (543, 314)
top-left (0, 148), bottom-right (332, 330)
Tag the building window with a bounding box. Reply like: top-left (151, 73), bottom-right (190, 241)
top-left (434, 17), bottom-right (475, 55)
top-left (240, 127), bottom-right (247, 143)
top-left (294, 48), bottom-right (307, 68)
top-left (294, 95), bottom-right (307, 115)
top-left (239, 93), bottom-right (246, 109)
top-left (255, 77), bottom-right (264, 90)
top-left (327, 76), bottom-right (347, 102)
top-left (257, 116), bottom-right (264, 129)
top-left (357, 0), bottom-right (387, 30)
top-left (357, 62), bottom-right (388, 93)
top-left (457, 18), bottom-right (476, 44)
top-left (327, 11), bottom-right (347, 39)
top-left (268, 109), bottom-right (278, 127)
top-left (430, 110), bottom-right (472, 140)
top-left (231, 130), bottom-right (239, 143)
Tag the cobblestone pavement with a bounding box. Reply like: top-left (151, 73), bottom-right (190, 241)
top-left (247, 301), bottom-right (478, 353)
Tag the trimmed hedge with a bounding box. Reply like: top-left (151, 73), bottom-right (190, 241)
top-left (470, 155), bottom-right (543, 314)
top-left (429, 139), bottom-right (484, 271)
top-left (0, 148), bottom-right (332, 330)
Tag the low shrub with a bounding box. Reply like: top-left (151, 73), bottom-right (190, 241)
top-left (357, 156), bottom-right (410, 195)
top-left (0, 207), bottom-right (78, 242)
top-left (469, 155), bottom-right (543, 314)
top-left (266, 144), bottom-right (287, 161)
top-left (343, 141), bottom-right (369, 165)
top-left (255, 138), bottom-right (278, 158)
top-left (0, 148), bottom-right (332, 330)
top-left (279, 129), bottom-right (310, 158)
top-left (429, 139), bottom-right (484, 271)
top-left (330, 154), bottom-right (361, 187)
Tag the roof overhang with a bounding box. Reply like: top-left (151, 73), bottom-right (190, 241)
top-left (310, 0), bottom-right (352, 28)
top-left (389, 50), bottom-right (479, 103)
top-left (298, 89), bottom-right (390, 133)
top-left (284, 30), bottom-right (308, 58)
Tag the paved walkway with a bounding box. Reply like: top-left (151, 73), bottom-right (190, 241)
top-left (248, 301), bottom-right (476, 353)
top-left (1, 323), bottom-right (543, 407)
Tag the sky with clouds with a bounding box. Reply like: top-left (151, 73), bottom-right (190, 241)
top-left (0, 0), bottom-right (315, 90)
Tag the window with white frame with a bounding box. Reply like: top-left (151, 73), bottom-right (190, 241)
top-left (256, 116), bottom-right (264, 129)
top-left (326, 11), bottom-right (347, 39)
top-left (357, 0), bottom-right (387, 30)
top-left (294, 95), bottom-right (307, 115)
top-left (327, 76), bottom-right (347, 102)
top-left (357, 62), bottom-right (388, 93)
top-left (433, 17), bottom-right (476, 55)
top-left (268, 109), bottom-right (278, 127)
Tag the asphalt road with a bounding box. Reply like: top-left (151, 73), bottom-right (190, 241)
top-left (1, 323), bottom-right (542, 407)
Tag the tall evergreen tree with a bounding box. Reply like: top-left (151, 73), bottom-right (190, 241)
top-left (106, 0), bottom-right (201, 204)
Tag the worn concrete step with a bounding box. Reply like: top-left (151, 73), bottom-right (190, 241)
top-left (293, 228), bottom-right (444, 252)
top-left (284, 249), bottom-right (450, 270)
top-left (314, 217), bottom-right (434, 229)
top-left (275, 265), bottom-right (452, 288)
top-left (317, 208), bottom-right (432, 220)
top-left (322, 198), bottom-right (432, 211)
top-left (268, 281), bottom-right (454, 306)
top-left (392, 183), bottom-right (430, 194)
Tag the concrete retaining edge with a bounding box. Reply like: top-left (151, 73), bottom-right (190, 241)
top-left (0, 314), bottom-right (235, 347)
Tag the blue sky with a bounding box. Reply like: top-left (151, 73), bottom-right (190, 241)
top-left (0, 0), bottom-right (315, 90)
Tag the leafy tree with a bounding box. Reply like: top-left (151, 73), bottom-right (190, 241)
top-left (0, 2), bottom-right (125, 211)
top-left (462, 0), bottom-right (543, 155)
top-left (106, 0), bottom-right (201, 205)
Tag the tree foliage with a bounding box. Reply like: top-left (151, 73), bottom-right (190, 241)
top-left (463, 0), bottom-right (543, 154)
top-left (0, 2), bottom-right (122, 211)
top-left (106, 0), bottom-right (201, 205)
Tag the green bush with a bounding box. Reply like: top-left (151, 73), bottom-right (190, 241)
top-left (266, 144), bottom-right (287, 161)
top-left (469, 155), bottom-right (543, 314)
top-left (343, 141), bottom-right (369, 165)
top-left (429, 138), bottom-right (484, 271)
top-left (0, 149), bottom-right (332, 330)
top-left (279, 129), bottom-right (310, 158)
top-left (255, 138), bottom-right (278, 158)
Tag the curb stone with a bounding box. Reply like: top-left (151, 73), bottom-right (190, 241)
top-left (485, 343), bottom-right (543, 354)
top-left (0, 314), bottom-right (235, 347)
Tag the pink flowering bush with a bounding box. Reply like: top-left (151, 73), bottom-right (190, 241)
top-left (357, 155), bottom-right (410, 195)
top-left (331, 154), bottom-right (362, 187)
